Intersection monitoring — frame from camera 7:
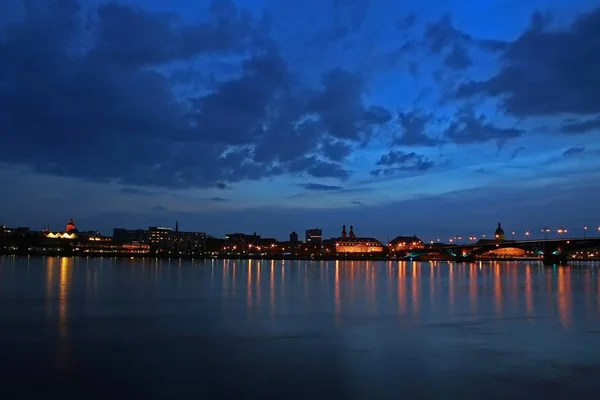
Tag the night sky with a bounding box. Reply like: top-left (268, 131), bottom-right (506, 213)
top-left (1, 0), bottom-right (599, 242)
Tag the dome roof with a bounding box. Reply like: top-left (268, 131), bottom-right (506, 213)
top-left (495, 222), bottom-right (504, 235)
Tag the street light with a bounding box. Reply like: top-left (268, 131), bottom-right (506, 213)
top-left (584, 226), bottom-right (588, 239)
top-left (525, 231), bottom-right (531, 238)
top-left (557, 228), bottom-right (567, 238)
top-left (511, 231), bottom-right (515, 240)
top-left (542, 227), bottom-right (551, 240)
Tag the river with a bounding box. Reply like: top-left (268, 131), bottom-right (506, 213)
top-left (1, 256), bottom-right (599, 399)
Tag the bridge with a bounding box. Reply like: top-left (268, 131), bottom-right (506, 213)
top-left (403, 237), bottom-right (600, 265)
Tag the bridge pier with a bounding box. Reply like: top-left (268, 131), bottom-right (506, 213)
top-left (543, 253), bottom-right (567, 266)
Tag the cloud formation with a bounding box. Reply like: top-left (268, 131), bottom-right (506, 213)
top-left (0, 0), bottom-right (389, 189)
top-left (456, 9), bottom-right (600, 118)
top-left (300, 183), bottom-right (344, 191)
top-left (371, 150), bottom-right (434, 176)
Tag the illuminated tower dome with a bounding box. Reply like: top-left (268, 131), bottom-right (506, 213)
top-left (66, 219), bottom-right (78, 233)
top-left (495, 222), bottom-right (505, 240)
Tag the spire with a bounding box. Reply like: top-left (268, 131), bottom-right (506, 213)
top-left (341, 224), bottom-right (347, 237)
top-left (349, 225), bottom-right (355, 238)
top-left (175, 220), bottom-right (179, 232)
top-left (497, 222), bottom-right (501, 229)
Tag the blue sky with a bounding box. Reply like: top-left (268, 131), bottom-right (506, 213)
top-left (0, 0), bottom-right (599, 242)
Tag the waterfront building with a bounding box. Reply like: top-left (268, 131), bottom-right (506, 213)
top-left (113, 228), bottom-right (148, 244)
top-left (172, 222), bottom-right (206, 255)
top-left (120, 242), bottom-right (151, 255)
top-left (148, 226), bottom-right (172, 251)
top-left (389, 235), bottom-right (424, 251)
top-left (333, 225), bottom-right (384, 253)
top-left (45, 219), bottom-right (79, 240)
top-left (305, 228), bottom-right (322, 244)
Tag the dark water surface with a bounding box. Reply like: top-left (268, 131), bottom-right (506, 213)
top-left (1, 256), bottom-right (600, 399)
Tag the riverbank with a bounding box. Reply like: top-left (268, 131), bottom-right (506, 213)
top-left (2, 251), bottom-right (599, 262)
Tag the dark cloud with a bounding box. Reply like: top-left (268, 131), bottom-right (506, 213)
top-left (444, 105), bottom-right (523, 146)
top-left (425, 14), bottom-right (508, 56)
top-left (307, 69), bottom-right (391, 141)
top-left (563, 146), bottom-right (585, 157)
top-left (209, 197), bottom-right (228, 202)
top-left (93, 1), bottom-right (254, 67)
top-left (321, 139), bottom-right (353, 161)
top-left (456, 8), bottom-right (600, 117)
top-left (289, 157), bottom-right (350, 180)
top-left (350, 200), bottom-right (366, 206)
top-left (371, 150), bottom-right (434, 176)
top-left (300, 183), bottom-right (344, 191)
top-left (425, 15), bottom-right (471, 54)
top-left (443, 44), bottom-right (472, 70)
top-left (392, 110), bottom-right (442, 147)
top-left (0, 0), bottom-right (388, 189)
top-left (560, 117), bottom-right (600, 134)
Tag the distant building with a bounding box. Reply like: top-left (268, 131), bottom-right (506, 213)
top-left (225, 232), bottom-right (261, 244)
top-left (290, 231), bottom-right (299, 243)
top-left (333, 225), bottom-right (384, 253)
top-left (305, 228), bottom-right (322, 244)
top-left (148, 226), bottom-right (172, 250)
top-left (66, 219), bottom-right (78, 234)
top-left (45, 219), bottom-right (78, 240)
top-left (389, 235), bottom-right (424, 251)
top-left (172, 221), bottom-right (206, 255)
top-left (113, 228), bottom-right (148, 244)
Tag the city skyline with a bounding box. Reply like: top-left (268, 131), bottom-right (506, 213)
top-left (2, 217), bottom-right (599, 244)
top-left (0, 0), bottom-right (599, 240)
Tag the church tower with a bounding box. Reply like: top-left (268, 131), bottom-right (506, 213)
top-left (175, 220), bottom-right (179, 233)
top-left (341, 224), bottom-right (347, 238)
top-left (495, 222), bottom-right (505, 241)
top-left (349, 225), bottom-right (355, 238)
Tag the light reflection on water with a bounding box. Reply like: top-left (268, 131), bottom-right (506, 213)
top-left (1, 257), bottom-right (600, 398)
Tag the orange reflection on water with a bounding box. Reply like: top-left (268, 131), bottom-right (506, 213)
top-left (222, 262), bottom-right (228, 297)
top-left (45, 258), bottom-right (56, 318)
top-left (525, 265), bottom-right (533, 318)
top-left (398, 262), bottom-right (406, 316)
top-left (334, 261), bottom-right (340, 322)
top-left (270, 260), bottom-right (275, 315)
top-left (232, 262), bottom-right (236, 292)
top-left (411, 264), bottom-right (419, 316)
top-left (256, 262), bottom-right (261, 306)
top-left (507, 263), bottom-right (517, 307)
top-left (429, 263), bottom-right (435, 306)
top-left (493, 263), bottom-right (502, 315)
top-left (369, 263), bottom-right (376, 313)
top-left (469, 264), bottom-right (477, 313)
top-left (557, 267), bottom-right (572, 328)
top-left (58, 257), bottom-right (72, 338)
top-left (247, 260), bottom-right (253, 313)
